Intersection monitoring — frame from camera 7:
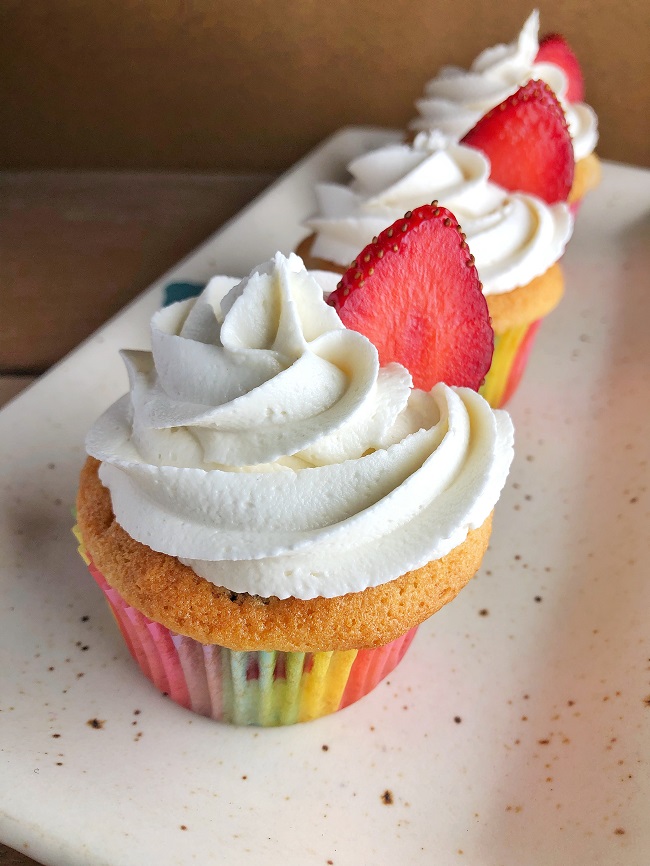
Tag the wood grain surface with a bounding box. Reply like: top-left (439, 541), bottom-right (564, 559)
top-left (0, 844), bottom-right (41, 866)
top-left (0, 172), bottom-right (272, 372)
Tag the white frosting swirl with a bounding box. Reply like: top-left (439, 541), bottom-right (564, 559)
top-left (410, 10), bottom-right (598, 161)
top-left (306, 135), bottom-right (573, 295)
top-left (86, 253), bottom-right (514, 600)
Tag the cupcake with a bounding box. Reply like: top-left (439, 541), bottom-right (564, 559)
top-left (410, 10), bottom-right (600, 209)
top-left (297, 130), bottom-right (572, 407)
top-left (76, 208), bottom-right (514, 726)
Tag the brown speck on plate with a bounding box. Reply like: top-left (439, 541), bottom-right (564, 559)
top-left (614, 828), bottom-right (625, 835)
top-left (180, 825), bottom-right (188, 831)
top-left (381, 790), bottom-right (394, 805)
top-left (479, 609), bottom-right (489, 617)
top-left (87, 718), bottom-right (104, 729)
top-left (321, 744), bottom-right (329, 751)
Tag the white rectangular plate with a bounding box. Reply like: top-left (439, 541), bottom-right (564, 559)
top-left (1, 128), bottom-right (649, 866)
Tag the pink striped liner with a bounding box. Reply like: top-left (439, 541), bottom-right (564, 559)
top-left (339, 627), bottom-right (417, 709)
top-left (87, 561), bottom-right (418, 725)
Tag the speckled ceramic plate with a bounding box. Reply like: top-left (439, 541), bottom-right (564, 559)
top-left (1, 129), bottom-right (649, 866)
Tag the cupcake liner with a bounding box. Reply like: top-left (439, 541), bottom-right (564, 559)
top-left (162, 281), bottom-right (205, 307)
top-left (75, 530), bottom-right (417, 726)
top-left (480, 319), bottom-right (542, 408)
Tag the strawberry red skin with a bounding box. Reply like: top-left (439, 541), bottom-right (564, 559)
top-left (327, 204), bottom-right (493, 392)
top-left (461, 80), bottom-right (574, 204)
top-left (536, 33), bottom-right (585, 104)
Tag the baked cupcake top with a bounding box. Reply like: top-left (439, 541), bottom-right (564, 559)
top-left (305, 133), bottom-right (573, 295)
top-left (410, 10), bottom-right (598, 162)
top-left (86, 251), bottom-right (513, 601)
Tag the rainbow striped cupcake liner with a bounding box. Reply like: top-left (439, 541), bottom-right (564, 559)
top-left (479, 319), bottom-right (542, 408)
top-left (73, 527), bottom-right (417, 726)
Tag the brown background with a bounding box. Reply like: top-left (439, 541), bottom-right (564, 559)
top-left (0, 0), bottom-right (649, 376)
top-left (1, 0), bottom-right (649, 173)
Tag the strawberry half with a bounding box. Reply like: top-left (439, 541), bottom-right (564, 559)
top-left (461, 80), bottom-right (574, 204)
top-left (536, 33), bottom-right (585, 104)
top-left (327, 204), bottom-right (493, 392)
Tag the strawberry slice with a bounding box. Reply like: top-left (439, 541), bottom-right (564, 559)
top-left (536, 33), bottom-right (585, 104)
top-left (327, 204), bottom-right (493, 391)
top-left (461, 80), bottom-right (574, 204)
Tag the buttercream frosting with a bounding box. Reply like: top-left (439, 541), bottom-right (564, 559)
top-left (307, 134), bottom-right (573, 295)
top-left (86, 253), bottom-right (514, 600)
top-left (410, 10), bottom-right (598, 162)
